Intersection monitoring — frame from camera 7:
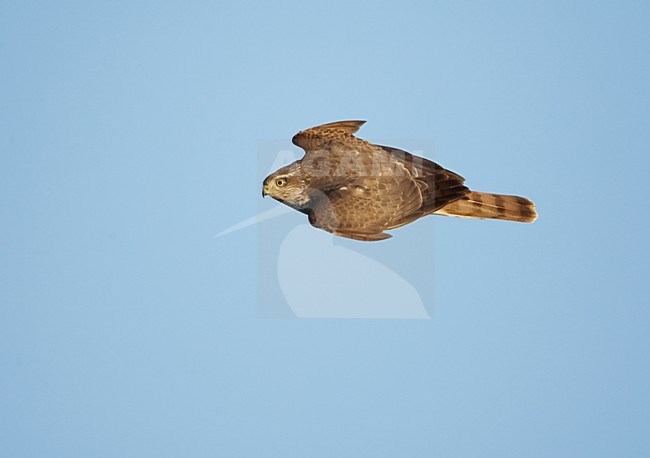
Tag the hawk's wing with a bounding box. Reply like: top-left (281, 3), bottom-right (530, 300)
top-left (293, 122), bottom-right (468, 212)
top-left (292, 120), bottom-right (367, 151)
top-left (292, 121), bottom-right (424, 241)
top-left (376, 145), bottom-right (470, 216)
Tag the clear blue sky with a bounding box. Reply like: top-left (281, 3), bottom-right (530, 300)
top-left (2, 1), bottom-right (649, 456)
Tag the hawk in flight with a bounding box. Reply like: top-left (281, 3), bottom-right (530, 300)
top-left (262, 121), bottom-right (537, 241)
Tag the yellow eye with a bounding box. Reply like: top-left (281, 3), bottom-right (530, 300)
top-left (275, 178), bottom-right (287, 187)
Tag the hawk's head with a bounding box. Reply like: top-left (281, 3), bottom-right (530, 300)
top-left (262, 161), bottom-right (310, 209)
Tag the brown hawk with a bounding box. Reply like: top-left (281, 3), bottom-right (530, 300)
top-left (262, 121), bottom-right (537, 241)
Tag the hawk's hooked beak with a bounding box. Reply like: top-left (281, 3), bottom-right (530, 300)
top-left (262, 182), bottom-right (269, 197)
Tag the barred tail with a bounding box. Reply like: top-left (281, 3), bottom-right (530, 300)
top-left (434, 191), bottom-right (537, 223)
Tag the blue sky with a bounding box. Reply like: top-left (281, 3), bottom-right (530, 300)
top-left (1, 1), bottom-right (649, 456)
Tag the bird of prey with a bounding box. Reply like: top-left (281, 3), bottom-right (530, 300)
top-left (262, 121), bottom-right (537, 241)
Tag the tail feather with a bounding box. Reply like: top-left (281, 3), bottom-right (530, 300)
top-left (434, 191), bottom-right (537, 223)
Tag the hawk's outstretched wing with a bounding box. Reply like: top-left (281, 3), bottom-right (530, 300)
top-left (292, 121), bottom-right (424, 240)
top-left (291, 121), bottom-right (471, 240)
